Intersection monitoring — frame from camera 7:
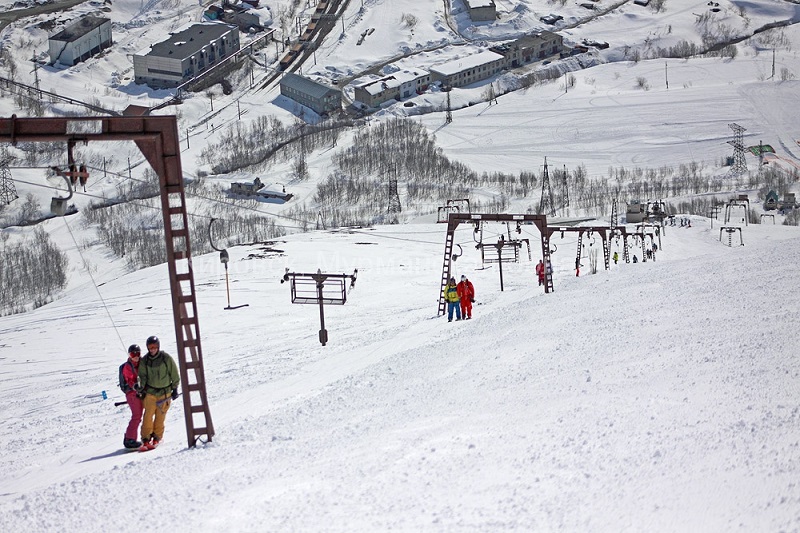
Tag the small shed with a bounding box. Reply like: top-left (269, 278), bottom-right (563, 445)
top-left (48, 16), bottom-right (112, 66)
top-left (764, 190), bottom-right (779, 210)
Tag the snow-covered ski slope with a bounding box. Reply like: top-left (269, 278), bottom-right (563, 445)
top-left (1, 215), bottom-right (799, 531)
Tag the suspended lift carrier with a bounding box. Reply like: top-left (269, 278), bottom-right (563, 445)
top-left (437, 198), bottom-right (471, 223)
top-left (474, 220), bottom-right (532, 263)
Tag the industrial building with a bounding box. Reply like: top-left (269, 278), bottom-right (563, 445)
top-left (48, 16), bottom-right (112, 67)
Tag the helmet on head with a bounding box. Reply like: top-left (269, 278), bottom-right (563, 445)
top-left (146, 335), bottom-right (160, 349)
top-left (450, 277), bottom-right (456, 283)
top-left (461, 275), bottom-right (466, 281)
top-left (128, 344), bottom-right (141, 356)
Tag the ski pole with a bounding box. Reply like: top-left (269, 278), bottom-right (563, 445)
top-left (114, 400), bottom-right (127, 407)
top-left (156, 393), bottom-right (181, 407)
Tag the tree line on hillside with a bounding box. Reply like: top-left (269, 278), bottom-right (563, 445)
top-left (0, 227), bottom-right (68, 316)
top-left (81, 169), bottom-right (286, 269)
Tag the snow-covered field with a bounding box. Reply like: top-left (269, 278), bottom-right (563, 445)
top-left (1, 214), bottom-right (800, 530)
top-left (2, 0), bottom-right (800, 530)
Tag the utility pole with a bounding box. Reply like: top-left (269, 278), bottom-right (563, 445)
top-left (495, 235), bottom-right (505, 291)
top-left (771, 48), bottom-right (775, 79)
top-left (31, 54), bottom-right (40, 95)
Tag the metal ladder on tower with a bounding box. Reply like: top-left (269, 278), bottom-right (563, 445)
top-left (162, 183), bottom-right (215, 446)
top-left (437, 224), bottom-right (456, 316)
top-left (541, 234), bottom-right (555, 293)
top-left (575, 231), bottom-right (583, 270)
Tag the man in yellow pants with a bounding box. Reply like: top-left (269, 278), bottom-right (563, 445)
top-left (136, 335), bottom-right (180, 450)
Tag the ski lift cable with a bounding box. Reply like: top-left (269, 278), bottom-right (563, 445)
top-left (8, 176), bottom-right (305, 232)
top-left (25, 161), bottom-right (313, 230)
top-left (61, 215), bottom-right (127, 351)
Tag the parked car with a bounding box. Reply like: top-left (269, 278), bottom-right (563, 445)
top-left (583, 39), bottom-right (610, 49)
top-left (540, 14), bottom-right (563, 25)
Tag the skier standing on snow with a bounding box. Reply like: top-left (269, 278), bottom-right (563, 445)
top-left (444, 277), bottom-right (462, 322)
top-left (535, 259), bottom-right (545, 286)
top-left (457, 275), bottom-right (475, 320)
top-left (120, 344), bottom-right (144, 449)
top-left (613, 251), bottom-right (619, 264)
top-left (137, 335), bottom-right (180, 449)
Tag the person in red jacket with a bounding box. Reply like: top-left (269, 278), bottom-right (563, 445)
top-left (120, 344), bottom-right (144, 449)
top-left (457, 275), bottom-right (475, 319)
top-left (535, 259), bottom-right (545, 286)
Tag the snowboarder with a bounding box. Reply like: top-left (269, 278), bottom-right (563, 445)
top-left (535, 260), bottom-right (545, 286)
top-left (120, 344), bottom-right (144, 449)
top-left (444, 277), bottom-right (461, 322)
top-left (137, 335), bottom-right (180, 450)
top-left (457, 275), bottom-right (475, 320)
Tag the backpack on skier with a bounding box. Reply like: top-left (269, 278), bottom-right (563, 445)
top-left (119, 361), bottom-right (135, 393)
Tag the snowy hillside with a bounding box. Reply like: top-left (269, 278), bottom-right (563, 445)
top-left (1, 215), bottom-right (800, 530)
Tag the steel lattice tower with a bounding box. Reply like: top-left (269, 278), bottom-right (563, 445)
top-left (727, 123), bottom-right (747, 177)
top-left (0, 157), bottom-right (19, 205)
top-left (387, 164), bottom-right (401, 214)
top-left (538, 157), bottom-right (555, 216)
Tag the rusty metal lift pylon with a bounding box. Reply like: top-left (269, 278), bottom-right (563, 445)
top-left (437, 213), bottom-right (636, 315)
top-left (438, 213), bottom-right (550, 316)
top-left (0, 115), bottom-right (214, 448)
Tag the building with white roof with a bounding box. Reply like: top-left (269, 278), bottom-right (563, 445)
top-left (353, 69), bottom-right (431, 108)
top-left (48, 16), bottom-right (112, 67)
top-left (429, 50), bottom-right (505, 89)
top-left (465, 0), bottom-right (496, 22)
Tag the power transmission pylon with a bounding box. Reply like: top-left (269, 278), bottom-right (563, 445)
top-left (727, 123), bottom-right (747, 177)
top-left (0, 157), bottom-right (18, 205)
top-left (387, 163), bottom-right (401, 214)
top-left (610, 198), bottom-right (618, 229)
top-left (538, 157), bottom-right (555, 216)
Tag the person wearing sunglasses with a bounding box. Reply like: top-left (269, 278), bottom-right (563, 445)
top-left (120, 344), bottom-right (144, 449)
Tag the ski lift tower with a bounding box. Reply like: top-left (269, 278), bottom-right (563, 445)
top-left (437, 213), bottom-right (550, 315)
top-left (0, 115), bottom-right (214, 449)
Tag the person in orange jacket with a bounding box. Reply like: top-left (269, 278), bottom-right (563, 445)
top-left (457, 275), bottom-right (475, 319)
